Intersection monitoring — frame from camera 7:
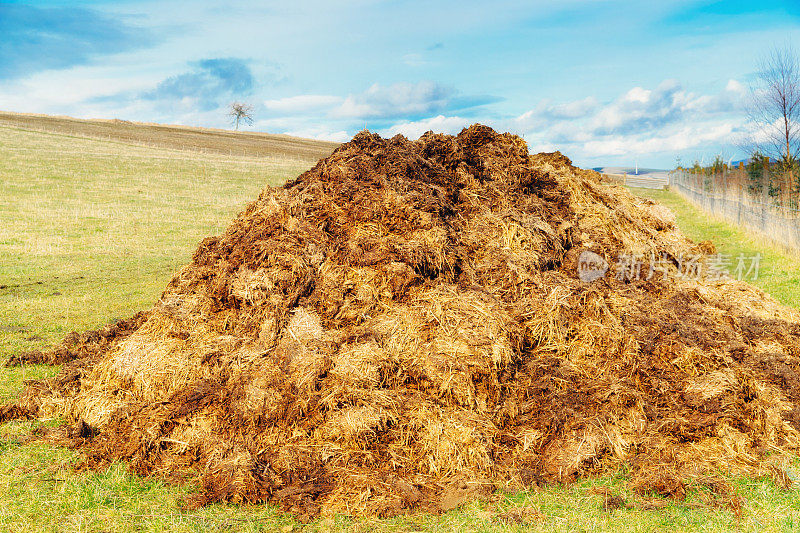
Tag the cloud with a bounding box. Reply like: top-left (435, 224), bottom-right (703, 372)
top-left (588, 79), bottom-right (745, 136)
top-left (76, 57), bottom-right (261, 124)
top-left (382, 115), bottom-right (471, 139)
top-left (513, 96), bottom-right (599, 130)
top-left (142, 58), bottom-right (255, 111)
top-left (283, 127), bottom-right (351, 143)
top-left (512, 79), bottom-right (745, 147)
top-left (0, 4), bottom-right (155, 80)
top-left (259, 82), bottom-right (499, 129)
top-left (581, 123), bottom-right (737, 157)
top-left (544, 96), bottom-right (600, 119)
top-left (256, 77), bottom-right (745, 162)
top-left (263, 95), bottom-right (342, 114)
top-left (329, 81), bottom-right (499, 121)
top-left (509, 79), bottom-right (748, 163)
top-left (590, 80), bottom-right (684, 135)
top-left (251, 82), bottom-right (496, 142)
top-left (331, 82), bottom-right (453, 120)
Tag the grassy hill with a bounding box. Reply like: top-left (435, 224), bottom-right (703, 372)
top-left (0, 111), bottom-right (339, 161)
top-left (0, 113), bottom-right (335, 360)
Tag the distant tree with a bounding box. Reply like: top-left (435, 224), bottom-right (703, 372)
top-left (747, 151), bottom-right (769, 195)
top-left (747, 46), bottom-right (800, 190)
top-left (228, 102), bottom-right (254, 131)
top-left (711, 154), bottom-right (724, 174)
top-left (710, 154), bottom-right (725, 190)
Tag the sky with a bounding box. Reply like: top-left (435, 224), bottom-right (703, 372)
top-left (1, 0), bottom-right (799, 168)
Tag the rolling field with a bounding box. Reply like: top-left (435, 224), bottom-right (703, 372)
top-left (2, 116), bottom-right (800, 532)
top-left (0, 111), bottom-right (339, 161)
top-left (0, 117), bottom-right (331, 359)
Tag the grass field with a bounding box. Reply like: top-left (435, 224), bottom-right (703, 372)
top-left (2, 118), bottom-right (800, 532)
top-left (629, 187), bottom-right (800, 307)
top-left (0, 119), bottom-right (328, 358)
top-left (0, 111), bottom-right (339, 161)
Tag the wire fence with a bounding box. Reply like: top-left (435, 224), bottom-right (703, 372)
top-left (670, 167), bottom-right (800, 255)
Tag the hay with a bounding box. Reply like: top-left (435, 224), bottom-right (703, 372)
top-left (4, 124), bottom-right (800, 517)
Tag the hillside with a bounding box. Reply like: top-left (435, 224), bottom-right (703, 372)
top-left (0, 115), bottom-right (324, 360)
top-left (0, 111), bottom-right (339, 161)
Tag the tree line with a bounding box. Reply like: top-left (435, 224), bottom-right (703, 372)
top-left (679, 46), bottom-right (800, 208)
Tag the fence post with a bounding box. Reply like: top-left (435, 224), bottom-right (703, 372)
top-left (723, 163), bottom-right (728, 194)
top-left (762, 162), bottom-right (769, 229)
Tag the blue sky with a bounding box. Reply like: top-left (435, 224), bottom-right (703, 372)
top-left (1, 1), bottom-right (799, 168)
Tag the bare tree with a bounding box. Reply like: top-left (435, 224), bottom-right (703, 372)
top-left (228, 102), bottom-right (254, 131)
top-left (747, 46), bottom-right (800, 190)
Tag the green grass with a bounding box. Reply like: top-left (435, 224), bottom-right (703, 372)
top-left (2, 126), bottom-right (800, 531)
top-left (628, 187), bottom-right (800, 306)
top-left (0, 126), bottom-right (310, 357)
top-left (0, 441), bottom-right (797, 532)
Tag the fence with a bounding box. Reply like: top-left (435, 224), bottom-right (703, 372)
top-left (603, 172), bottom-right (669, 189)
top-left (669, 167), bottom-right (800, 256)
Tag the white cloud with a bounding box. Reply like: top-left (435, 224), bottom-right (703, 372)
top-left (284, 127), bottom-right (350, 143)
top-left (550, 96), bottom-right (600, 119)
top-left (252, 81), bottom-right (493, 138)
top-left (512, 96), bottom-right (599, 131)
top-left (331, 81), bottom-right (452, 119)
top-left (508, 79), bottom-right (748, 164)
top-left (382, 115), bottom-right (470, 139)
top-left (590, 79), bottom-right (683, 134)
top-left (0, 65), bottom-right (154, 115)
top-left (586, 79), bottom-right (746, 136)
top-left (580, 122), bottom-right (736, 157)
top-left (263, 94), bottom-right (341, 114)
top-left (726, 79), bottom-right (745, 93)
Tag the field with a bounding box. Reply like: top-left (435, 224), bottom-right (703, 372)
top-left (628, 187), bottom-right (800, 307)
top-left (0, 118), bottom-right (332, 359)
top-left (2, 116), bottom-right (800, 532)
top-left (0, 112), bottom-right (339, 160)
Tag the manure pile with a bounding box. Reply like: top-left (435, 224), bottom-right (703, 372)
top-left (4, 125), bottom-right (800, 517)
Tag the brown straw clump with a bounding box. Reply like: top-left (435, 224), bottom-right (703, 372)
top-left (4, 124), bottom-right (800, 518)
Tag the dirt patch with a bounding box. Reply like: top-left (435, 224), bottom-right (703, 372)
top-left (3, 125), bottom-right (800, 517)
top-left (5, 313), bottom-right (147, 367)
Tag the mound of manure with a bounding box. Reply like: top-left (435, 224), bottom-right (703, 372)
top-left (5, 125), bottom-right (800, 517)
